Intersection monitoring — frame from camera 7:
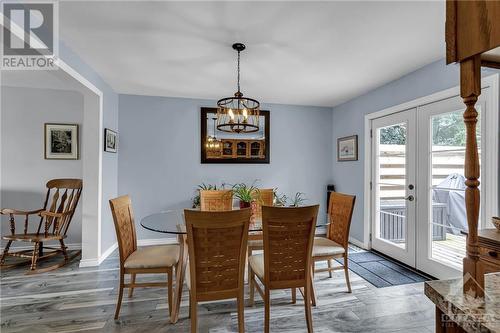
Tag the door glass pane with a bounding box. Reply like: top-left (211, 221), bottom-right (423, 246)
top-left (376, 123), bottom-right (407, 249)
top-left (429, 108), bottom-right (481, 270)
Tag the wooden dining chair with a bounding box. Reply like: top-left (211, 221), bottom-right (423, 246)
top-left (0, 178), bottom-right (82, 274)
top-left (199, 189), bottom-right (233, 211)
top-left (184, 208), bottom-right (251, 333)
top-left (247, 189), bottom-right (273, 282)
top-left (109, 195), bottom-right (180, 320)
top-left (248, 205), bottom-right (319, 333)
top-left (312, 192), bottom-right (356, 293)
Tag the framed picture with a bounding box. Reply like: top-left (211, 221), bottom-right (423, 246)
top-left (200, 107), bottom-right (270, 164)
top-left (104, 128), bottom-right (118, 153)
top-left (44, 123), bottom-right (79, 160)
top-left (337, 135), bottom-right (358, 161)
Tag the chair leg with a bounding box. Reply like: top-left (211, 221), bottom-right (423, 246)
top-left (310, 271), bottom-right (317, 307)
top-left (291, 288), bottom-right (296, 304)
top-left (237, 294), bottom-right (245, 333)
top-left (30, 242), bottom-right (40, 271)
top-left (167, 269), bottom-right (173, 316)
top-left (188, 291), bottom-right (192, 319)
top-left (247, 248), bottom-right (252, 285)
top-left (304, 281), bottom-right (313, 333)
top-left (59, 239), bottom-right (69, 262)
top-left (128, 273), bottom-right (136, 298)
top-left (344, 253), bottom-right (352, 293)
top-left (1, 240), bottom-right (12, 265)
top-left (190, 292), bottom-right (197, 333)
top-left (114, 273), bottom-right (125, 320)
top-left (249, 268), bottom-right (255, 306)
top-left (264, 287), bottom-right (270, 333)
top-left (327, 259), bottom-right (333, 278)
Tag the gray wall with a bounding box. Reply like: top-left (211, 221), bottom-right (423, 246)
top-left (331, 59), bottom-right (500, 243)
top-left (1, 86), bottom-right (84, 245)
top-left (60, 41), bottom-right (119, 253)
top-left (118, 95), bottom-right (333, 240)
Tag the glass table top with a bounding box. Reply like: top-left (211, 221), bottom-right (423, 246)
top-left (140, 209), bottom-right (329, 235)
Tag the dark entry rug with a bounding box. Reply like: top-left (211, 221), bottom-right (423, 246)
top-left (336, 251), bottom-right (433, 288)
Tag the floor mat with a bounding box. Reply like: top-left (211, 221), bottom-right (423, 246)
top-left (336, 251), bottom-right (431, 288)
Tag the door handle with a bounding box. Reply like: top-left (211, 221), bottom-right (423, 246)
top-left (406, 195), bottom-right (415, 202)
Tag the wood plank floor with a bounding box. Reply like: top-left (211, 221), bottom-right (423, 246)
top-left (432, 233), bottom-right (466, 271)
top-left (0, 249), bottom-right (436, 333)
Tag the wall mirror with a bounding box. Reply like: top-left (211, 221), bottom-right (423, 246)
top-left (200, 107), bottom-right (270, 164)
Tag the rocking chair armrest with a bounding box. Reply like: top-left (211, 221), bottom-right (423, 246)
top-left (39, 210), bottom-right (72, 218)
top-left (0, 208), bottom-right (45, 216)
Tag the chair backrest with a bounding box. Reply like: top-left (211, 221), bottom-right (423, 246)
top-left (41, 178), bottom-right (83, 236)
top-left (262, 205), bottom-right (319, 289)
top-left (327, 192), bottom-right (356, 249)
top-left (200, 190), bottom-right (233, 211)
top-left (251, 188), bottom-right (274, 221)
top-left (184, 208), bottom-right (251, 301)
top-left (109, 195), bottom-right (138, 265)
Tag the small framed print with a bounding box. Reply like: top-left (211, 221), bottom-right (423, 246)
top-left (44, 123), bottom-right (79, 160)
top-left (337, 135), bottom-right (358, 161)
top-left (104, 128), bottom-right (118, 153)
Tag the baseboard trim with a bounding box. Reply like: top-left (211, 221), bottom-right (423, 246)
top-left (349, 236), bottom-right (369, 250)
top-left (79, 242), bottom-right (117, 268)
top-left (78, 258), bottom-right (101, 267)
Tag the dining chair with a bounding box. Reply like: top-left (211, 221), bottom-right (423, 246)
top-left (199, 189), bottom-right (233, 211)
top-left (248, 205), bottom-right (319, 333)
top-left (109, 195), bottom-right (180, 320)
top-left (312, 192), bottom-right (356, 293)
top-left (247, 189), bottom-right (273, 282)
top-left (184, 208), bottom-right (251, 333)
top-left (0, 178), bottom-right (82, 274)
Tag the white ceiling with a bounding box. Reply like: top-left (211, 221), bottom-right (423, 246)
top-left (59, 1), bottom-right (445, 107)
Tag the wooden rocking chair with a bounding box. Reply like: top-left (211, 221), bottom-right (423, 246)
top-left (0, 178), bottom-right (83, 274)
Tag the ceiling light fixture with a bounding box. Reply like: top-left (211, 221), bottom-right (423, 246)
top-left (216, 43), bottom-right (260, 134)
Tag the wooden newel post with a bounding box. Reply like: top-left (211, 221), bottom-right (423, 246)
top-left (460, 55), bottom-right (481, 291)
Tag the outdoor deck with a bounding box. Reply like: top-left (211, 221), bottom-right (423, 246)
top-left (431, 233), bottom-right (465, 271)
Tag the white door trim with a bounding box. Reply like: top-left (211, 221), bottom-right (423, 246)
top-left (56, 59), bottom-right (105, 267)
top-left (363, 74), bottom-right (499, 251)
top-left (1, 17), bottom-right (105, 266)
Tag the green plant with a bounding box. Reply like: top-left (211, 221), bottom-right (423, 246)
top-left (273, 189), bottom-right (288, 207)
top-left (231, 181), bottom-right (260, 203)
top-left (191, 183), bottom-right (218, 208)
top-left (290, 192), bottom-right (306, 207)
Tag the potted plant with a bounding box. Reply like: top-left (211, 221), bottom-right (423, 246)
top-left (232, 182), bottom-right (260, 208)
top-left (289, 192), bottom-right (306, 207)
top-left (273, 189), bottom-right (288, 207)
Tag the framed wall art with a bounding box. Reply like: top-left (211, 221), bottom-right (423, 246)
top-left (104, 128), bottom-right (118, 153)
top-left (337, 135), bottom-right (358, 161)
top-left (44, 123), bottom-right (79, 160)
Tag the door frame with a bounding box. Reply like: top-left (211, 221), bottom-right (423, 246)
top-left (363, 74), bottom-right (499, 251)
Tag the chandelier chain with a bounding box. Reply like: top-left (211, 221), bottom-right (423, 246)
top-left (237, 50), bottom-right (241, 93)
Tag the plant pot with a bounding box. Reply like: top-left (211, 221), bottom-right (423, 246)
top-left (239, 200), bottom-right (251, 209)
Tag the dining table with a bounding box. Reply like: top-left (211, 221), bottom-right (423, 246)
top-left (140, 209), bottom-right (329, 323)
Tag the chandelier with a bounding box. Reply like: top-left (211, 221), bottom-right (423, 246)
top-left (206, 117), bottom-right (221, 151)
top-left (217, 43), bottom-right (260, 134)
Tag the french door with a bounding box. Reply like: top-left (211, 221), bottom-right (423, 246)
top-left (416, 95), bottom-right (486, 278)
top-left (370, 92), bottom-right (491, 279)
top-left (371, 109), bottom-right (417, 267)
